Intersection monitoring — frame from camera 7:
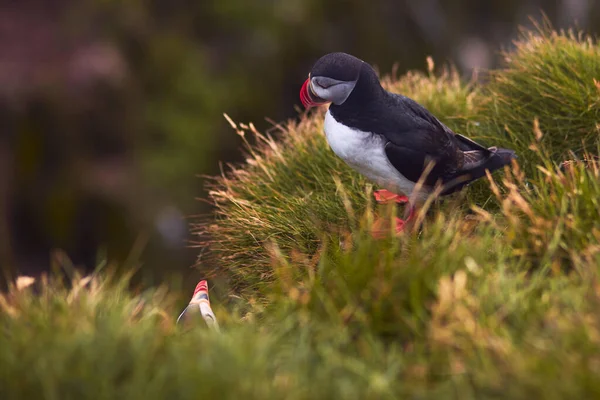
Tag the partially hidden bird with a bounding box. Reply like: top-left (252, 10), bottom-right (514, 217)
top-left (300, 52), bottom-right (516, 235)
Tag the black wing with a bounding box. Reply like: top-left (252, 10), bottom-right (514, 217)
top-left (383, 134), bottom-right (456, 187)
top-left (380, 94), bottom-right (465, 188)
top-left (383, 95), bottom-right (517, 194)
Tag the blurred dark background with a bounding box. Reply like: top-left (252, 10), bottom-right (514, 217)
top-left (0, 0), bottom-right (598, 287)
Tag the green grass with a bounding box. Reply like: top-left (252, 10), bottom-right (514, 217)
top-left (3, 23), bottom-right (600, 399)
top-left (480, 21), bottom-right (600, 172)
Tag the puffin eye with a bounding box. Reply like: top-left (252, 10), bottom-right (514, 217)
top-left (313, 76), bottom-right (341, 89)
top-left (314, 81), bottom-right (332, 89)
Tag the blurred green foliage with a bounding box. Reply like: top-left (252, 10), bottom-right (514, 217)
top-left (2, 0), bottom-right (600, 285)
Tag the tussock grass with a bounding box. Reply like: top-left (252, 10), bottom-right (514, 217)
top-left (477, 154), bottom-right (600, 270)
top-left (481, 21), bottom-right (600, 171)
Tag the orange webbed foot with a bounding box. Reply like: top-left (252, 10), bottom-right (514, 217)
top-left (373, 189), bottom-right (409, 204)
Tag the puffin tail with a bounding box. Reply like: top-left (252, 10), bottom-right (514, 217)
top-left (477, 147), bottom-right (517, 174)
top-left (441, 147), bottom-right (517, 195)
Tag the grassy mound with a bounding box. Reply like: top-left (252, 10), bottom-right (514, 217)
top-left (198, 25), bottom-right (600, 294)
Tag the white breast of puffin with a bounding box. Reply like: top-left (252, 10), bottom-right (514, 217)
top-left (323, 110), bottom-right (421, 198)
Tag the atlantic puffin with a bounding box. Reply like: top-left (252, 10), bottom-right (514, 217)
top-left (300, 52), bottom-right (516, 234)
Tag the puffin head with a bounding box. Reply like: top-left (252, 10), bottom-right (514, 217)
top-left (300, 52), bottom-right (364, 109)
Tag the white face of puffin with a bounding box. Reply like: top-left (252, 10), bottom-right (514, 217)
top-left (310, 76), bottom-right (357, 105)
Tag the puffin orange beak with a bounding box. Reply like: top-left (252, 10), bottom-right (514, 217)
top-left (300, 78), bottom-right (327, 108)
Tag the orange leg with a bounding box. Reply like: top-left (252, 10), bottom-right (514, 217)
top-left (373, 189), bottom-right (409, 204)
top-left (372, 204), bottom-right (415, 238)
